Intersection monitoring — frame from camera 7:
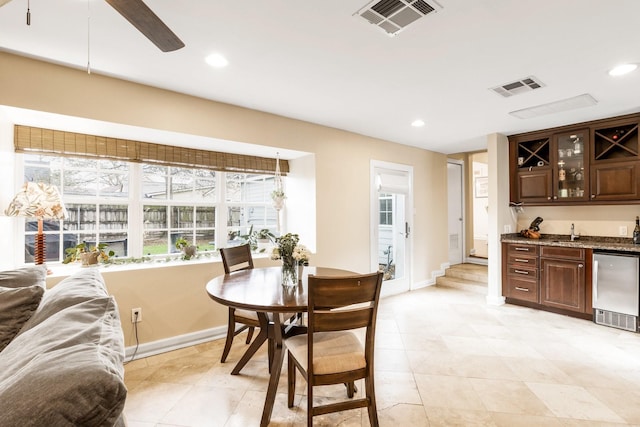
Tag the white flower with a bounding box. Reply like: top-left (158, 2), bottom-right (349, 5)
top-left (292, 244), bottom-right (310, 264)
top-left (270, 247), bottom-right (281, 261)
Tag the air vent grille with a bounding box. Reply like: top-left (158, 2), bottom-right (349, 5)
top-left (355, 0), bottom-right (442, 36)
top-left (595, 309), bottom-right (638, 332)
top-left (491, 76), bottom-right (545, 98)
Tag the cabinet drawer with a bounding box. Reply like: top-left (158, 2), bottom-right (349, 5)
top-left (507, 244), bottom-right (539, 255)
top-left (505, 277), bottom-right (539, 303)
top-left (540, 246), bottom-right (584, 260)
top-left (507, 265), bottom-right (538, 279)
top-left (507, 254), bottom-right (539, 267)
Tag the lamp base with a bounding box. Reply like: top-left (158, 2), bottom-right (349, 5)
top-left (34, 228), bottom-right (45, 265)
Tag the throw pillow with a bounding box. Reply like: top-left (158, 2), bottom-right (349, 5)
top-left (0, 285), bottom-right (45, 352)
top-left (0, 265), bottom-right (47, 289)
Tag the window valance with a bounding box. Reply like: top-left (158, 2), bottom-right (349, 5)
top-left (14, 125), bottom-right (289, 175)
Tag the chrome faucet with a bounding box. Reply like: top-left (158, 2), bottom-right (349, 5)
top-left (570, 223), bottom-right (580, 241)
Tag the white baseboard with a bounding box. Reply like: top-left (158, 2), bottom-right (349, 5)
top-left (125, 326), bottom-right (227, 360)
top-left (465, 256), bottom-right (488, 265)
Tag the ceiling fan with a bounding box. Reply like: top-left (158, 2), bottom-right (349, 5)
top-left (0, 0), bottom-right (185, 52)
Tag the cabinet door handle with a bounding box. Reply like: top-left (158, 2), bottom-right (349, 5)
top-left (514, 258), bottom-right (529, 263)
top-left (578, 264), bottom-right (584, 268)
top-left (553, 195), bottom-right (558, 200)
top-left (514, 269), bottom-right (529, 275)
top-left (547, 196), bottom-right (552, 200)
top-left (514, 247), bottom-right (530, 252)
top-left (515, 287), bottom-right (530, 292)
top-left (591, 194), bottom-right (596, 199)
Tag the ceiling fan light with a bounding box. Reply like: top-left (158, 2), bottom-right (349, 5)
top-left (205, 53), bottom-right (229, 68)
top-left (608, 63), bottom-right (637, 76)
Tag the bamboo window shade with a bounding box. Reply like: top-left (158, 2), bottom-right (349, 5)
top-left (14, 125), bottom-right (289, 175)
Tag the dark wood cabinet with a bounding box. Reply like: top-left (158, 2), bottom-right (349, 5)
top-left (540, 246), bottom-right (586, 313)
top-left (502, 242), bottom-right (592, 319)
top-left (509, 113), bottom-right (640, 205)
top-left (502, 243), bottom-right (539, 303)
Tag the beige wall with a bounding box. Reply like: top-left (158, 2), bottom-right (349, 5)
top-left (0, 52), bottom-right (449, 347)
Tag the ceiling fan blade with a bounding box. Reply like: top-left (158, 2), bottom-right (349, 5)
top-left (105, 0), bottom-right (185, 52)
top-left (0, 0), bottom-right (14, 7)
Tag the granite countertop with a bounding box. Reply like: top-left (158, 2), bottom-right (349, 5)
top-left (501, 233), bottom-right (640, 253)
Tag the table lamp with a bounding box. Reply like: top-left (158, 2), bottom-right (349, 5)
top-left (4, 182), bottom-right (67, 265)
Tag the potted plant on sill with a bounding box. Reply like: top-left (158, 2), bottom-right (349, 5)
top-left (175, 237), bottom-right (197, 260)
top-left (63, 242), bottom-right (114, 266)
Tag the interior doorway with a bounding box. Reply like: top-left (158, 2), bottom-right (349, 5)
top-left (371, 161), bottom-right (413, 297)
top-left (470, 152), bottom-right (489, 260)
top-left (447, 160), bottom-right (464, 265)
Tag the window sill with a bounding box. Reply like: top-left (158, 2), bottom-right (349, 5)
top-left (45, 251), bottom-right (274, 278)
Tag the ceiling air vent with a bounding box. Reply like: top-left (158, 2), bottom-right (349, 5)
top-left (490, 76), bottom-right (545, 98)
top-left (355, 0), bottom-right (443, 36)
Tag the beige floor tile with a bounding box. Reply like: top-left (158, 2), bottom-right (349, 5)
top-left (526, 382), bottom-right (626, 423)
top-left (489, 412), bottom-right (565, 427)
top-left (159, 384), bottom-right (245, 427)
top-left (375, 371), bottom-right (422, 405)
top-left (585, 386), bottom-right (640, 424)
top-left (378, 403), bottom-right (429, 426)
top-left (425, 406), bottom-right (497, 426)
top-left (414, 374), bottom-right (485, 411)
top-left (468, 378), bottom-right (553, 416)
top-left (124, 381), bottom-right (192, 423)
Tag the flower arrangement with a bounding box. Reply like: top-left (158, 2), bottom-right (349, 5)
top-left (270, 233), bottom-right (309, 266)
top-left (271, 233), bottom-right (310, 286)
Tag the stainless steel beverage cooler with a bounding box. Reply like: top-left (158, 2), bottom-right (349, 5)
top-left (592, 251), bottom-right (640, 332)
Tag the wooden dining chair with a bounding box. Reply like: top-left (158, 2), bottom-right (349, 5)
top-left (219, 244), bottom-right (260, 363)
top-left (285, 271), bottom-right (384, 426)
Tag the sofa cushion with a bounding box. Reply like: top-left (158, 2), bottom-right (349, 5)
top-left (18, 267), bottom-right (109, 335)
top-left (0, 265), bottom-right (46, 289)
top-left (0, 294), bottom-right (127, 426)
top-left (0, 285), bottom-right (44, 352)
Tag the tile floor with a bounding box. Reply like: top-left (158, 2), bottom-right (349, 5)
top-left (123, 278), bottom-right (640, 426)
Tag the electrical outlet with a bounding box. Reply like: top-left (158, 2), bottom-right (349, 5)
top-left (504, 225), bottom-right (512, 234)
top-left (131, 307), bottom-right (142, 323)
top-left (619, 226), bottom-right (628, 236)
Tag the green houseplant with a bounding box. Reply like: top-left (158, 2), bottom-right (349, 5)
top-left (175, 237), bottom-right (197, 260)
top-left (63, 242), bottom-right (114, 266)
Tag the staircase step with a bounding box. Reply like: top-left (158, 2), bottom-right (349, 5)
top-left (436, 276), bottom-right (487, 294)
top-left (445, 265), bottom-right (488, 284)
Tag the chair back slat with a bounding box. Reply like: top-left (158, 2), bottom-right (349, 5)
top-left (310, 274), bottom-right (380, 309)
top-left (308, 272), bottom-right (383, 334)
top-left (313, 308), bottom-right (373, 332)
top-left (219, 244), bottom-right (254, 273)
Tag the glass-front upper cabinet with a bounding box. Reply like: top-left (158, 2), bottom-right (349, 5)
top-left (554, 129), bottom-right (588, 201)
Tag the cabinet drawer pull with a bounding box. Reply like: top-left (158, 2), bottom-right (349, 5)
top-left (514, 247), bottom-right (530, 252)
top-left (514, 258), bottom-right (529, 263)
top-left (514, 269), bottom-right (529, 275)
top-left (515, 287), bottom-right (530, 292)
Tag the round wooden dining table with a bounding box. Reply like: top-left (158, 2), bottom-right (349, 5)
top-left (205, 266), bottom-right (355, 427)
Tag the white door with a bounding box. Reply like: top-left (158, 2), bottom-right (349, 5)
top-left (447, 161), bottom-right (464, 265)
top-left (371, 161), bottom-right (413, 296)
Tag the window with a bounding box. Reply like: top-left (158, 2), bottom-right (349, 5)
top-left (20, 154), bottom-right (278, 263)
top-left (226, 173), bottom-right (278, 246)
top-left (379, 194), bottom-right (393, 225)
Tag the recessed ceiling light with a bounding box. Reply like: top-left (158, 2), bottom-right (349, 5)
top-left (608, 63), bottom-right (637, 76)
top-left (411, 119), bottom-right (425, 127)
top-left (205, 53), bottom-right (229, 68)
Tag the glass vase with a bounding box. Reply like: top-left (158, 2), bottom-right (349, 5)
top-left (281, 262), bottom-right (298, 287)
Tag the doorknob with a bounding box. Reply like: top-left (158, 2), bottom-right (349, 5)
top-left (405, 222), bottom-right (410, 238)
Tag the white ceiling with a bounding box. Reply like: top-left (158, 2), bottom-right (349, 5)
top-left (1, 0), bottom-right (640, 155)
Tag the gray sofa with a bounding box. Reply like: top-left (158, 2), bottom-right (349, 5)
top-left (0, 265), bottom-right (127, 426)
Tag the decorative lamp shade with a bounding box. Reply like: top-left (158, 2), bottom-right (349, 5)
top-left (4, 182), bottom-right (67, 267)
top-left (4, 182), bottom-right (67, 220)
